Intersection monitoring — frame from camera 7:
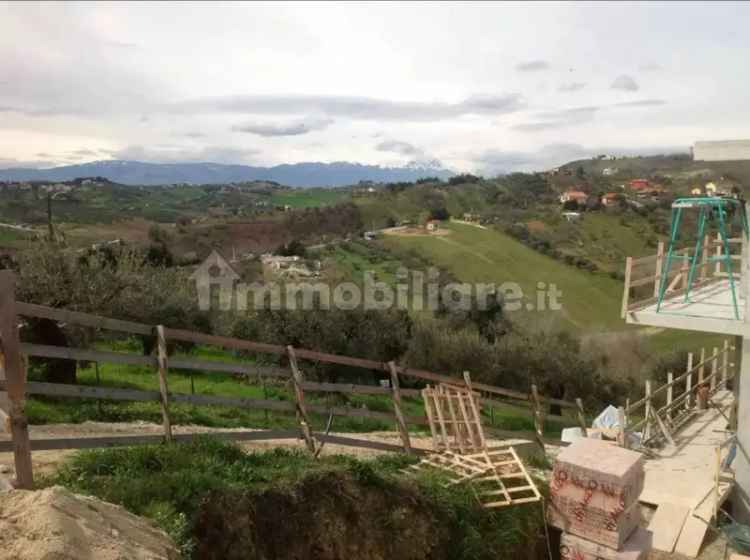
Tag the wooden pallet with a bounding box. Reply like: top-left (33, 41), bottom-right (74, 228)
top-left (404, 447), bottom-right (541, 509)
top-left (422, 383), bottom-right (485, 453)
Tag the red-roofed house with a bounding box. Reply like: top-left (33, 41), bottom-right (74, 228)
top-left (560, 190), bottom-right (588, 204)
top-left (629, 179), bottom-right (651, 190)
top-left (602, 193), bottom-right (620, 207)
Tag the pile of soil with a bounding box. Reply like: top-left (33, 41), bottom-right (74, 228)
top-left (0, 486), bottom-right (178, 560)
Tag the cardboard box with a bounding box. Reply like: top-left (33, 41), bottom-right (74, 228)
top-left (560, 527), bottom-right (652, 560)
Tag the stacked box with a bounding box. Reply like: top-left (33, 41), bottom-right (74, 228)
top-left (548, 439), bottom-right (645, 550)
top-left (560, 527), bottom-right (652, 560)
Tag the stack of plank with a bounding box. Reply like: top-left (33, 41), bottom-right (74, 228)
top-left (549, 439), bottom-right (652, 560)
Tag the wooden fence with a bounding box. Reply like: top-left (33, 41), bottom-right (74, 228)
top-left (622, 339), bottom-right (735, 447)
top-left (0, 270), bottom-right (584, 488)
top-left (621, 236), bottom-right (743, 318)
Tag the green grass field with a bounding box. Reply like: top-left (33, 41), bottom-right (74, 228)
top-left (382, 222), bottom-right (625, 331)
top-left (270, 189), bottom-right (350, 208)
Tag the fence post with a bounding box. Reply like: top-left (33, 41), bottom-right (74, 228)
top-left (644, 380), bottom-right (652, 441)
top-left (0, 271), bottom-right (33, 488)
top-left (711, 347), bottom-right (718, 393)
top-left (723, 339), bottom-right (729, 388)
top-left (617, 406), bottom-right (628, 449)
top-left (388, 361), bottom-right (411, 453)
top-left (701, 234), bottom-right (709, 281)
top-left (686, 352), bottom-right (693, 410)
top-left (530, 384), bottom-right (546, 456)
top-left (699, 347), bottom-right (706, 386)
top-left (621, 257), bottom-right (633, 318)
top-left (625, 398), bottom-right (630, 426)
top-left (575, 398), bottom-right (588, 437)
top-left (155, 325), bottom-right (173, 442)
top-left (667, 371), bottom-right (674, 424)
top-left (0, 351), bottom-right (9, 433)
top-left (286, 346), bottom-right (317, 455)
top-left (654, 241), bottom-right (665, 298)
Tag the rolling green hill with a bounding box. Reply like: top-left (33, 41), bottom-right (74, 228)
top-left (381, 222), bottom-right (625, 332)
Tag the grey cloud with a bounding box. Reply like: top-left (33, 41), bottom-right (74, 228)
top-left (110, 145), bottom-right (260, 164)
top-left (35, 152), bottom-right (54, 158)
top-left (513, 106), bottom-right (599, 132)
top-left (614, 99), bottom-right (666, 108)
top-left (172, 93), bottom-right (525, 122)
top-left (611, 75), bottom-right (639, 92)
top-left (558, 82), bottom-right (587, 92)
top-left (375, 140), bottom-right (424, 157)
top-left (232, 117), bottom-right (333, 136)
top-left (513, 99), bottom-right (665, 133)
top-left (71, 148), bottom-right (98, 156)
top-left (516, 60), bottom-right (550, 72)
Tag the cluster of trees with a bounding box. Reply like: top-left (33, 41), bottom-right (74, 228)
top-left (285, 203), bottom-right (363, 241)
top-left (504, 223), bottom-right (599, 273)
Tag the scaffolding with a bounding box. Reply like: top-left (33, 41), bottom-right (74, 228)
top-left (656, 197), bottom-right (749, 319)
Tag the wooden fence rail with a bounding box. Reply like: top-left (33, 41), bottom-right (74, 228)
top-left (622, 339), bottom-right (734, 446)
top-left (0, 272), bottom-right (585, 488)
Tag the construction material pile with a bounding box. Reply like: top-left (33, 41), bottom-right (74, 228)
top-left (549, 439), bottom-right (652, 560)
top-left (0, 486), bottom-right (178, 560)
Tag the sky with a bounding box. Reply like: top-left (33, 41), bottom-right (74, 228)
top-left (1, 1), bottom-right (749, 174)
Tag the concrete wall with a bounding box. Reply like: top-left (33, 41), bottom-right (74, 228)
top-left (694, 140), bottom-right (750, 162)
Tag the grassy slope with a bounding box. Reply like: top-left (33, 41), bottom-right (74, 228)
top-left (382, 222), bottom-right (625, 331)
top-left (270, 188), bottom-right (350, 208)
top-left (48, 439), bottom-right (548, 559)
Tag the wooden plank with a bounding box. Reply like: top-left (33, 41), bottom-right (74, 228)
top-left (21, 343), bottom-right (154, 367)
top-left (621, 256), bottom-right (633, 318)
top-left (651, 407), bottom-right (675, 446)
top-left (388, 361), bottom-right (411, 453)
top-left (0, 271), bottom-right (33, 489)
top-left (711, 347), bottom-right (718, 392)
top-left (169, 357), bottom-right (289, 378)
top-left (575, 398), bottom-right (587, 437)
top-left (0, 351), bottom-right (9, 433)
top-left (648, 502), bottom-right (690, 553)
top-left (162, 328), bottom-right (286, 356)
top-left (422, 388), bottom-right (439, 450)
top-left (156, 326), bottom-right (173, 442)
top-left (0, 429), bottom-right (425, 456)
top-left (287, 346), bottom-right (317, 454)
top-left (674, 513), bottom-right (710, 557)
top-left (15, 301), bottom-right (153, 336)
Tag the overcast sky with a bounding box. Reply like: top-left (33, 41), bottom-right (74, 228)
top-left (1, 1), bottom-right (749, 174)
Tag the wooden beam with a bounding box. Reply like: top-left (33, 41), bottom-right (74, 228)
top-left (711, 347), bottom-right (718, 392)
top-left (287, 346), bottom-right (317, 454)
top-left (667, 371), bottom-right (674, 424)
top-left (685, 352), bottom-right (703, 410)
top-left (15, 301), bottom-right (152, 336)
top-left (644, 380), bottom-right (652, 442)
top-left (388, 361), bottom-right (411, 453)
top-left (575, 398), bottom-right (587, 437)
top-left (654, 241), bottom-right (665, 298)
top-left (622, 256), bottom-right (633, 319)
top-left (0, 271), bottom-right (33, 488)
top-left (530, 384), bottom-right (546, 457)
top-left (155, 326), bottom-right (172, 442)
top-left (0, 350), bottom-right (9, 433)
top-left (618, 406), bottom-right (628, 448)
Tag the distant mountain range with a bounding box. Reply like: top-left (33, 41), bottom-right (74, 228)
top-left (0, 160), bottom-right (455, 187)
